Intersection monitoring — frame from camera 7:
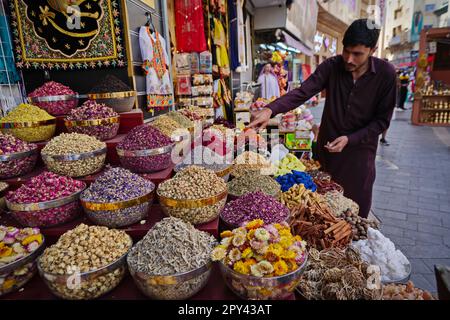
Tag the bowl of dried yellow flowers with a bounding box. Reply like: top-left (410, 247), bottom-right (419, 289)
top-left (212, 219), bottom-right (308, 300)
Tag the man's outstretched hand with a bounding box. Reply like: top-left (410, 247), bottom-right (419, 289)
top-left (325, 136), bottom-right (349, 153)
top-left (248, 108), bottom-right (272, 131)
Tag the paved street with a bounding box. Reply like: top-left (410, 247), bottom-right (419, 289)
top-left (310, 101), bottom-right (450, 294)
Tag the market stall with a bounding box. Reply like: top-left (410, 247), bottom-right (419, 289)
top-left (0, 0), bottom-right (439, 302)
top-left (412, 27), bottom-right (450, 126)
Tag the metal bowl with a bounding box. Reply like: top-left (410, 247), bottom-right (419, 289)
top-left (28, 94), bottom-right (79, 116)
top-left (87, 91), bottom-right (136, 113)
top-left (0, 237), bottom-right (46, 297)
top-left (381, 262), bottom-right (412, 285)
top-left (37, 237), bottom-right (132, 300)
top-left (0, 147), bottom-right (39, 179)
top-left (219, 253), bottom-right (308, 300)
top-left (81, 189), bottom-right (155, 228)
top-left (6, 184), bottom-right (86, 228)
top-left (42, 147), bottom-right (107, 178)
top-left (117, 144), bottom-right (175, 173)
top-left (174, 163), bottom-right (232, 182)
top-left (64, 116), bottom-right (120, 141)
top-left (0, 119), bottom-right (56, 142)
top-left (127, 259), bottom-right (212, 300)
top-left (157, 189), bottom-right (228, 225)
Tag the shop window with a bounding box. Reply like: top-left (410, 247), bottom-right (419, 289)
top-left (434, 41), bottom-right (450, 71)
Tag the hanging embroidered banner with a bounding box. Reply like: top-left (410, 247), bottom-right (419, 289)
top-left (10, 0), bottom-right (126, 70)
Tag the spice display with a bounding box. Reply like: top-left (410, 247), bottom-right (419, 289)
top-left (0, 133), bottom-right (38, 179)
top-left (28, 81), bottom-right (78, 116)
top-left (157, 166), bottom-right (227, 224)
top-left (227, 171), bottom-right (281, 199)
top-left (127, 217), bottom-right (216, 299)
top-left (315, 179), bottom-right (344, 195)
top-left (323, 191), bottom-right (359, 217)
top-left (382, 281), bottom-right (434, 300)
top-left (285, 184), bottom-right (353, 250)
top-left (6, 172), bottom-right (85, 227)
top-left (0, 226), bottom-right (44, 296)
top-left (232, 151), bottom-right (275, 178)
top-left (117, 125), bottom-right (174, 173)
top-left (340, 209), bottom-right (379, 241)
top-left (212, 219), bottom-right (308, 300)
top-left (81, 167), bottom-right (155, 228)
top-left (90, 74), bottom-right (131, 93)
top-left (221, 192), bottom-right (289, 228)
top-left (176, 146), bottom-right (232, 181)
top-left (150, 115), bottom-right (185, 138)
top-left (179, 108), bottom-right (203, 121)
top-left (274, 153), bottom-right (306, 177)
top-left (298, 247), bottom-right (382, 300)
top-left (308, 170), bottom-right (332, 183)
top-left (0, 103), bottom-right (56, 142)
top-left (65, 100), bottom-right (119, 141)
top-left (42, 133), bottom-right (107, 177)
top-left (353, 228), bottom-right (410, 282)
top-left (38, 224), bottom-right (132, 300)
top-left (302, 159), bottom-right (321, 171)
top-left (276, 171), bottom-right (317, 193)
top-left (166, 111), bottom-right (195, 129)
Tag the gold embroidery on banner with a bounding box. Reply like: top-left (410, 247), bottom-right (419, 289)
top-left (15, 0), bottom-right (118, 62)
top-left (38, 6), bottom-right (55, 26)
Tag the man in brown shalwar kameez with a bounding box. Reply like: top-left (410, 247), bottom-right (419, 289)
top-left (249, 19), bottom-right (397, 218)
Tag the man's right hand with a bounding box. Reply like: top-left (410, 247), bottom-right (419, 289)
top-left (248, 108), bottom-right (272, 131)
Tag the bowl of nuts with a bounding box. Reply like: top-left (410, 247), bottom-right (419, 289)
top-left (0, 226), bottom-right (45, 297)
top-left (37, 224), bottom-right (132, 300)
top-left (80, 167), bottom-right (155, 228)
top-left (127, 217), bottom-right (216, 300)
top-left (157, 166), bottom-right (228, 225)
top-left (0, 134), bottom-right (39, 179)
top-left (42, 133), bottom-right (107, 178)
top-left (174, 162), bottom-right (233, 182)
top-left (5, 172), bottom-right (86, 228)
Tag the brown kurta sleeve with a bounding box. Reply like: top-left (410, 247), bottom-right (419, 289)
top-left (347, 68), bottom-right (397, 147)
top-left (267, 58), bottom-right (333, 116)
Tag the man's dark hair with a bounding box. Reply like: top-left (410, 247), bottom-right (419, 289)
top-left (343, 19), bottom-right (380, 48)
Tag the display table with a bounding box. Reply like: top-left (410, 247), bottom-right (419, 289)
top-left (1, 263), bottom-right (296, 300)
top-left (0, 203), bottom-right (219, 243)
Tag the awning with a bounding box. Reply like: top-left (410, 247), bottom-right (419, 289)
top-left (280, 30), bottom-right (314, 57)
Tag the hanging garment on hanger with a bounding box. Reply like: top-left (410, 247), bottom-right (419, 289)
top-left (213, 18), bottom-right (230, 77)
top-left (139, 26), bottom-right (174, 111)
top-left (175, 0), bottom-right (207, 53)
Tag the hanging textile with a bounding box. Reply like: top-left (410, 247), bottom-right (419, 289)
top-left (213, 18), bottom-right (230, 77)
top-left (227, 0), bottom-right (239, 71)
top-left (9, 0), bottom-right (126, 70)
top-left (0, 13), bottom-right (20, 84)
top-left (175, 0), bottom-right (207, 53)
top-left (237, 0), bottom-right (246, 68)
top-left (139, 26), bottom-right (174, 111)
